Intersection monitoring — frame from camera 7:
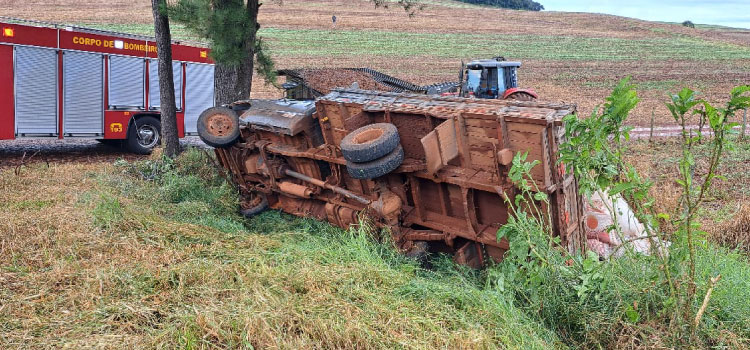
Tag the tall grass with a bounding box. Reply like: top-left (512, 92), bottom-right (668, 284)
top-left (0, 148), bottom-right (561, 349)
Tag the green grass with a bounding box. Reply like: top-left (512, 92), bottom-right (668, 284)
top-left (3, 147), bottom-right (750, 348)
top-left (0, 149), bottom-right (561, 349)
top-left (75, 23), bottom-right (750, 62)
top-left (258, 27), bottom-right (750, 61)
top-left (583, 79), bottom-right (685, 91)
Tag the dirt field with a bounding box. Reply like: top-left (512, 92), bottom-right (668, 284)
top-left (2, 0), bottom-right (749, 127)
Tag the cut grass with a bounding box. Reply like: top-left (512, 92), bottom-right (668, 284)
top-left (0, 149), bottom-right (561, 349)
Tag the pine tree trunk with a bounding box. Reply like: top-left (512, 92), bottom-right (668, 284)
top-left (213, 0), bottom-right (258, 106)
top-left (151, 0), bottom-right (180, 157)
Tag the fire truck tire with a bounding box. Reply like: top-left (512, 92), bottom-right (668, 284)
top-left (240, 194), bottom-right (268, 218)
top-left (197, 107), bottom-right (240, 148)
top-left (126, 116), bottom-right (161, 154)
top-left (340, 123), bottom-right (400, 163)
top-left (97, 139), bottom-right (122, 147)
top-left (346, 145), bottom-right (404, 179)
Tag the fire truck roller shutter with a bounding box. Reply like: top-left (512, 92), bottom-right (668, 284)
top-left (63, 51), bottom-right (103, 135)
top-left (148, 59), bottom-right (183, 110)
top-left (184, 63), bottom-right (214, 134)
top-left (14, 46), bottom-right (58, 135)
top-left (108, 55), bottom-right (145, 109)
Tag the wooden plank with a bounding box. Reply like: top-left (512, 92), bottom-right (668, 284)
top-left (436, 118), bottom-right (459, 166)
top-left (465, 118), bottom-right (498, 129)
top-left (508, 130), bottom-right (542, 144)
top-left (456, 113), bottom-right (472, 168)
top-left (466, 131), bottom-right (499, 145)
top-left (507, 122), bottom-right (546, 134)
top-left (421, 131), bottom-right (443, 174)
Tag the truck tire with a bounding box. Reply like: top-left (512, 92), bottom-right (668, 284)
top-left (240, 194), bottom-right (268, 218)
top-left (197, 107), bottom-right (240, 148)
top-left (346, 145), bottom-right (404, 179)
top-left (340, 123), bottom-right (400, 163)
top-left (126, 116), bottom-right (161, 154)
top-left (506, 91), bottom-right (536, 101)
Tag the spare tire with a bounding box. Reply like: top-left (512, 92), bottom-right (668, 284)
top-left (197, 106), bottom-right (240, 148)
top-left (346, 145), bottom-right (404, 179)
top-left (340, 123), bottom-right (399, 163)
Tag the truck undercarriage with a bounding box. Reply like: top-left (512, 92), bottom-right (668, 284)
top-left (210, 89), bottom-right (585, 267)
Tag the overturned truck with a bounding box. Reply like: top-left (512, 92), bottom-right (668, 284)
top-left (201, 89), bottom-right (585, 267)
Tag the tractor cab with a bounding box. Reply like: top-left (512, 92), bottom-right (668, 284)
top-left (460, 57), bottom-right (537, 101)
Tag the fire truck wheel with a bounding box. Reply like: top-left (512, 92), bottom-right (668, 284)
top-left (346, 144), bottom-right (404, 179)
top-left (97, 139), bottom-right (122, 147)
top-left (197, 107), bottom-right (240, 148)
top-left (240, 193), bottom-right (268, 218)
top-left (340, 123), bottom-right (400, 163)
top-left (126, 116), bottom-right (161, 154)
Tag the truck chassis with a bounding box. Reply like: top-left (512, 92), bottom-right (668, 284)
top-left (213, 89), bottom-right (585, 267)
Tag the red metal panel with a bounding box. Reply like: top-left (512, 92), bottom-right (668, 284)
top-left (145, 59), bottom-right (150, 109)
top-left (104, 111), bottom-right (132, 139)
top-left (103, 55), bottom-right (109, 115)
top-left (57, 50), bottom-right (64, 139)
top-left (0, 44), bottom-right (14, 140)
top-left (59, 30), bottom-right (154, 57)
top-left (172, 43), bottom-right (213, 64)
top-left (177, 111), bottom-right (185, 137)
top-left (181, 62), bottom-right (186, 110)
top-left (0, 23), bottom-right (57, 48)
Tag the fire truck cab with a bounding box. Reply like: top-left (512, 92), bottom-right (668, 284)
top-left (0, 18), bottom-right (216, 153)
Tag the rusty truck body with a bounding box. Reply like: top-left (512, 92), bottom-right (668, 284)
top-left (208, 89), bottom-right (585, 267)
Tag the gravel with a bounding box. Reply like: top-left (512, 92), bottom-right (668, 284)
top-left (0, 137), bottom-right (209, 168)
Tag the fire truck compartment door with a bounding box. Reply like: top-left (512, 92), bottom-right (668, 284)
top-left (14, 46), bottom-right (58, 135)
top-left (108, 55), bottom-right (145, 109)
top-left (185, 63), bottom-right (214, 134)
top-left (63, 51), bottom-right (103, 134)
top-left (148, 60), bottom-right (183, 110)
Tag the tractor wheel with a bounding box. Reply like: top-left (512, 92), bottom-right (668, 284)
top-left (197, 107), bottom-right (240, 148)
top-left (240, 193), bottom-right (268, 218)
top-left (506, 91), bottom-right (537, 101)
top-left (346, 145), bottom-right (404, 179)
top-left (126, 116), bottom-right (161, 154)
top-left (340, 123), bottom-right (400, 163)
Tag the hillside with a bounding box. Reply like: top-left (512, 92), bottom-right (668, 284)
top-left (2, 0), bottom-right (749, 126)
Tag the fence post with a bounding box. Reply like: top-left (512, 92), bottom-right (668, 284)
top-left (741, 108), bottom-right (747, 141)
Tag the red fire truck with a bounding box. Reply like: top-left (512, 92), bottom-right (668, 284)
top-left (0, 18), bottom-right (215, 153)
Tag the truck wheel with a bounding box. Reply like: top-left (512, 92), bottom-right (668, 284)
top-left (240, 194), bottom-right (268, 218)
top-left (197, 107), bottom-right (240, 148)
top-left (346, 145), bottom-right (404, 179)
top-left (126, 116), bottom-right (161, 154)
top-left (97, 139), bottom-right (122, 147)
top-left (506, 91), bottom-right (536, 101)
top-left (340, 123), bottom-right (400, 163)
